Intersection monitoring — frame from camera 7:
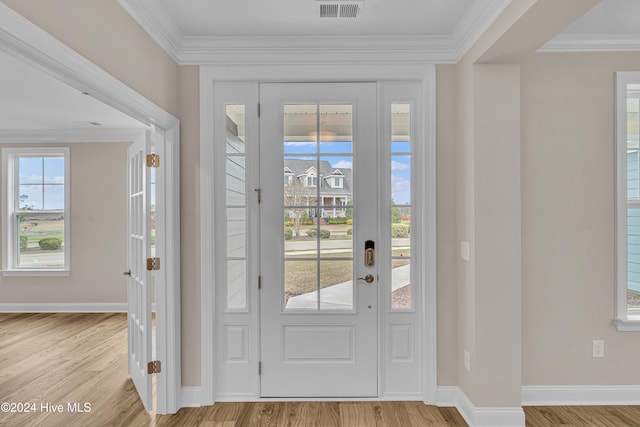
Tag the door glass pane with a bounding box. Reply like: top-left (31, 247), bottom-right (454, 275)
top-left (320, 105), bottom-right (353, 153)
top-left (225, 105), bottom-right (247, 310)
top-left (227, 260), bottom-right (247, 309)
top-left (283, 104), bottom-right (354, 311)
top-left (391, 104), bottom-right (412, 310)
top-left (319, 260), bottom-right (353, 310)
top-left (226, 105), bottom-right (246, 153)
top-left (284, 261), bottom-right (318, 309)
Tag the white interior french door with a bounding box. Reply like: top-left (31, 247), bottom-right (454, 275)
top-left (126, 130), bottom-right (153, 411)
top-left (259, 83), bottom-right (378, 397)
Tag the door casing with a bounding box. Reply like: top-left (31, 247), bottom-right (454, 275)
top-left (201, 65), bottom-right (436, 405)
top-left (0, 4), bottom-right (182, 414)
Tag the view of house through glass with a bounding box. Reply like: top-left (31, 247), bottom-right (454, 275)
top-left (283, 104), bottom-right (355, 310)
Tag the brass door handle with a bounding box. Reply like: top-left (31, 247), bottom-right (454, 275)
top-left (123, 270), bottom-right (131, 276)
top-left (357, 274), bottom-right (375, 284)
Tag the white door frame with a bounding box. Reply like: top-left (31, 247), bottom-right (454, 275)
top-left (200, 64), bottom-right (436, 405)
top-left (0, 4), bottom-right (182, 414)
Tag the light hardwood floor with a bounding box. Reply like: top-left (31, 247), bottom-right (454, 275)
top-left (1, 313), bottom-right (639, 426)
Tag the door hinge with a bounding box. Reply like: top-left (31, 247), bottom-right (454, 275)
top-left (258, 103), bottom-right (261, 118)
top-left (148, 360), bottom-right (161, 374)
top-left (255, 188), bottom-right (261, 203)
top-left (258, 275), bottom-right (262, 290)
top-left (259, 361), bottom-right (262, 376)
top-left (146, 257), bottom-right (161, 271)
top-left (146, 153), bottom-right (160, 168)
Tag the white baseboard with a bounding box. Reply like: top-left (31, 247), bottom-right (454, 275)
top-left (0, 302), bottom-right (158, 313)
top-left (181, 387), bottom-right (202, 408)
top-left (437, 386), bottom-right (525, 427)
top-left (0, 303), bottom-right (127, 312)
top-left (522, 385), bottom-right (640, 406)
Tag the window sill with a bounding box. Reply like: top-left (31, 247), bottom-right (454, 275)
top-left (2, 269), bottom-right (70, 277)
top-left (615, 317), bottom-right (640, 331)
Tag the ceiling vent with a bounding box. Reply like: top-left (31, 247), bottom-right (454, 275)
top-left (317, 0), bottom-right (363, 19)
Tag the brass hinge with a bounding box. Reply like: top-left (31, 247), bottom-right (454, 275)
top-left (146, 153), bottom-right (160, 168)
top-left (148, 360), bottom-right (161, 374)
top-left (258, 275), bottom-right (262, 290)
top-left (255, 188), bottom-right (261, 203)
top-left (146, 257), bottom-right (160, 271)
top-left (258, 361), bottom-right (262, 376)
top-left (257, 103), bottom-right (261, 118)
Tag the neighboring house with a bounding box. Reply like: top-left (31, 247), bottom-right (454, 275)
top-left (284, 158), bottom-right (351, 219)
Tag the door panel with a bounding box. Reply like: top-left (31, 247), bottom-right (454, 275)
top-left (259, 83), bottom-right (378, 397)
top-left (127, 130), bottom-right (153, 411)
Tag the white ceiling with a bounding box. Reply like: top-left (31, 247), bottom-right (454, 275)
top-left (540, 0), bottom-right (640, 52)
top-left (0, 49), bottom-right (146, 138)
top-left (158, 0), bottom-right (474, 37)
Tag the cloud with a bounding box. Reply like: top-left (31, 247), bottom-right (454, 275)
top-left (392, 174), bottom-right (411, 203)
top-left (284, 141), bottom-right (315, 147)
top-left (391, 160), bottom-right (409, 171)
top-left (332, 160), bottom-right (353, 169)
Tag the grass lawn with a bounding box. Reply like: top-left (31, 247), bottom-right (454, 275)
top-left (284, 249), bottom-right (411, 298)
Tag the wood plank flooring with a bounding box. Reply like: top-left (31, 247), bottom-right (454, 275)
top-left (1, 313), bottom-right (639, 426)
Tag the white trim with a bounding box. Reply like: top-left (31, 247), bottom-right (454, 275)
top-left (115, 0), bottom-right (183, 63)
top-left (0, 3), bottom-right (181, 414)
top-left (436, 386), bottom-right (461, 407)
top-left (2, 270), bottom-right (70, 277)
top-left (614, 317), bottom-right (640, 331)
top-left (180, 387), bottom-right (202, 408)
top-left (117, 0), bottom-right (510, 65)
top-left (522, 385), bottom-right (640, 406)
top-left (0, 129), bottom-right (146, 144)
top-left (437, 387), bottom-right (525, 427)
top-left (540, 34), bottom-right (640, 53)
top-left (0, 303), bottom-right (128, 312)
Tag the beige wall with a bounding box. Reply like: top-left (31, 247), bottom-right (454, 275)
top-left (435, 64), bottom-right (458, 386)
top-left (178, 65), bottom-right (201, 386)
top-left (0, 142), bottom-right (129, 304)
top-left (521, 52), bottom-right (640, 385)
top-left (2, 0), bottom-right (179, 117)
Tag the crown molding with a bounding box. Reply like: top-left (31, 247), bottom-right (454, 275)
top-left (450, 0), bottom-right (512, 62)
top-left (117, 0), bottom-right (513, 65)
top-left (539, 34), bottom-right (640, 53)
top-left (178, 34), bottom-right (458, 65)
top-left (116, 0), bottom-right (183, 62)
top-left (0, 128), bottom-right (145, 143)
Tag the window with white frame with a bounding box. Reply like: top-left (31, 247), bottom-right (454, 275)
top-left (616, 73), bottom-right (640, 330)
top-left (2, 147), bottom-right (70, 273)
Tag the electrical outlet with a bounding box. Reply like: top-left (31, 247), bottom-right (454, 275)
top-left (461, 241), bottom-right (470, 261)
top-left (592, 340), bottom-right (604, 358)
top-left (464, 349), bottom-right (471, 372)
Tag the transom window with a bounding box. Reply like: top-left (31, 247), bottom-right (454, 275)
top-left (1, 147), bottom-right (70, 273)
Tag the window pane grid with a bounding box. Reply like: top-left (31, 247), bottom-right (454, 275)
top-left (225, 105), bottom-right (247, 310)
top-left (391, 103), bottom-right (412, 310)
top-left (284, 103), bottom-right (354, 311)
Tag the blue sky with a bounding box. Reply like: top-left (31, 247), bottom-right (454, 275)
top-left (284, 140), bottom-right (411, 204)
top-left (18, 157), bottom-right (64, 210)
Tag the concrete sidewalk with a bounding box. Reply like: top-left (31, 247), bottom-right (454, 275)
top-left (286, 264), bottom-right (410, 309)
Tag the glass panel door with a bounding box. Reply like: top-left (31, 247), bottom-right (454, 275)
top-left (259, 83), bottom-right (378, 397)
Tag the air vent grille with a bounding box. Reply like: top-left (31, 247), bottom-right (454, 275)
top-left (317, 1), bottom-right (363, 19)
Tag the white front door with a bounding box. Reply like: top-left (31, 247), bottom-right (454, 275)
top-left (126, 130), bottom-right (153, 411)
top-left (259, 83), bottom-right (378, 397)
